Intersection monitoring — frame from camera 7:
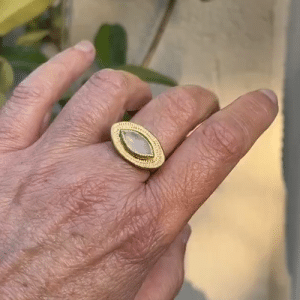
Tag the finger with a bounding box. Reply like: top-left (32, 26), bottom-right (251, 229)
top-left (134, 224), bottom-right (191, 300)
top-left (147, 89), bottom-right (278, 237)
top-left (130, 85), bottom-right (220, 158)
top-left (42, 69), bottom-right (152, 148)
top-left (39, 109), bottom-right (53, 136)
top-left (0, 40), bottom-right (96, 153)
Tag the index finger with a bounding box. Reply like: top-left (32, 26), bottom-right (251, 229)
top-left (146, 89), bottom-right (278, 237)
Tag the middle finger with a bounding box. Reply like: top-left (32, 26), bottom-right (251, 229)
top-left (42, 69), bottom-right (152, 149)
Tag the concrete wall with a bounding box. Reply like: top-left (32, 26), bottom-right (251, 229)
top-left (69, 0), bottom-right (291, 299)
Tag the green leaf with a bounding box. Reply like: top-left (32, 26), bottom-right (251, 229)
top-left (122, 111), bottom-right (132, 121)
top-left (0, 0), bottom-right (55, 36)
top-left (94, 24), bottom-right (127, 68)
top-left (17, 30), bottom-right (50, 47)
top-left (116, 65), bottom-right (178, 87)
top-left (51, 1), bottom-right (63, 29)
top-left (0, 56), bottom-right (14, 94)
top-left (26, 17), bottom-right (40, 31)
top-left (1, 46), bottom-right (47, 73)
top-left (53, 13), bottom-right (63, 29)
top-left (0, 93), bottom-right (7, 108)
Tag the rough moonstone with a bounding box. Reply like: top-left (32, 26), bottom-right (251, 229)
top-left (120, 130), bottom-right (154, 158)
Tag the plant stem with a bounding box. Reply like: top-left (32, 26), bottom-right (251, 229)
top-left (142, 0), bottom-right (177, 68)
top-left (60, 0), bottom-right (72, 50)
top-left (49, 5), bottom-right (61, 51)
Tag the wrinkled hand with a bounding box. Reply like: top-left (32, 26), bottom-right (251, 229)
top-left (0, 41), bottom-right (278, 300)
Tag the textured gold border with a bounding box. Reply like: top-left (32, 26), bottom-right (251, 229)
top-left (111, 122), bottom-right (165, 169)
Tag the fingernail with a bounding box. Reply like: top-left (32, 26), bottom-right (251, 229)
top-left (259, 89), bottom-right (278, 104)
top-left (74, 40), bottom-right (95, 53)
top-left (181, 224), bottom-right (192, 244)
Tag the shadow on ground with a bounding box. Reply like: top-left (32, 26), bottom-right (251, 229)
top-left (176, 280), bottom-right (208, 300)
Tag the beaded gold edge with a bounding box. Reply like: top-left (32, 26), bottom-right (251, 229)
top-left (111, 122), bottom-right (165, 170)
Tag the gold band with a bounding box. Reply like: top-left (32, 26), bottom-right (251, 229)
top-left (111, 122), bottom-right (165, 170)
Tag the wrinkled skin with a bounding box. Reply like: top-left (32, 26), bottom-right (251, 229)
top-left (0, 41), bottom-right (278, 299)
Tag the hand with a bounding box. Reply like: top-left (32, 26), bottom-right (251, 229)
top-left (0, 40), bottom-right (278, 299)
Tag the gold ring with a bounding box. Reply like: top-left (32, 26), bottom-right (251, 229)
top-left (111, 122), bottom-right (165, 170)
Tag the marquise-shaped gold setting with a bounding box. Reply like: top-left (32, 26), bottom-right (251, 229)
top-left (120, 129), bottom-right (155, 159)
top-left (111, 122), bottom-right (165, 169)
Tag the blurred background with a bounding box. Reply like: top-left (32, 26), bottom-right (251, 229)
top-left (0, 0), bottom-right (297, 299)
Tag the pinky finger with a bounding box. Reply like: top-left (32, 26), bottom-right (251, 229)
top-left (134, 224), bottom-right (191, 300)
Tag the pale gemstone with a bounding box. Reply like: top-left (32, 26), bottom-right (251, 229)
top-left (120, 130), bottom-right (154, 158)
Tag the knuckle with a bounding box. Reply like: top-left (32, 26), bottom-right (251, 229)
top-left (119, 214), bottom-right (161, 262)
top-left (10, 84), bottom-right (46, 104)
top-left (116, 196), bottom-right (164, 263)
top-left (201, 119), bottom-right (245, 160)
top-left (89, 69), bottom-right (128, 98)
top-left (164, 87), bottom-right (200, 117)
top-left (184, 85), bottom-right (218, 101)
top-left (161, 86), bottom-right (218, 125)
top-left (148, 174), bottom-right (197, 218)
top-left (8, 61), bottom-right (67, 107)
top-left (146, 179), bottom-right (175, 217)
top-left (180, 85), bottom-right (219, 109)
top-left (70, 103), bottom-right (103, 132)
top-left (159, 88), bottom-right (200, 127)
